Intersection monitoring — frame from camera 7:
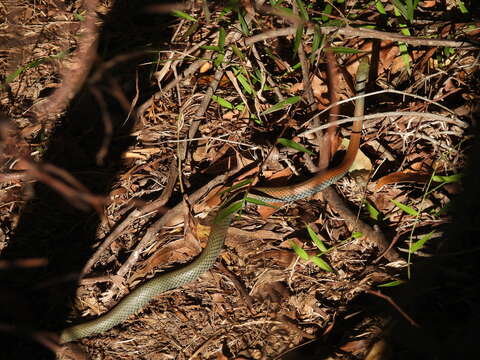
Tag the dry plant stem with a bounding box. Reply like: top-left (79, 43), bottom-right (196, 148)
top-left (374, 232), bottom-right (403, 264)
top-left (89, 87), bottom-right (113, 165)
top-left (82, 160), bottom-right (178, 275)
top-left (32, 0), bottom-right (100, 122)
top-left (301, 111), bottom-right (466, 137)
top-left (25, 162), bottom-right (104, 213)
top-left (244, 25), bottom-right (477, 49)
top-left (187, 27), bottom-right (247, 145)
top-left (113, 169), bottom-right (239, 280)
top-left (366, 289), bottom-right (419, 327)
top-left (115, 166), bottom-right (178, 278)
top-left (309, 88), bottom-right (456, 126)
top-left (0, 171), bottom-right (31, 183)
top-left (136, 40), bottom-right (212, 121)
top-left (322, 187), bottom-right (400, 262)
top-left (292, 3), bottom-right (315, 113)
top-left (322, 47), bottom-right (342, 169)
top-left (250, 44), bottom-right (283, 102)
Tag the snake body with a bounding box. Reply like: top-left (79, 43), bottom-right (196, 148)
top-left (60, 58), bottom-right (369, 343)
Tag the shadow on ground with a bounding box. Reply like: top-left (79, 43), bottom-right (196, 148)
top-left (0, 2), bottom-right (173, 359)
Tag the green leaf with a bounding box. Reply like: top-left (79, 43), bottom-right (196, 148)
top-left (310, 255), bottom-right (333, 272)
top-left (364, 200), bottom-right (380, 221)
top-left (321, 3), bottom-right (333, 22)
top-left (218, 27), bottom-right (226, 51)
top-left (410, 230), bottom-right (434, 253)
top-left (375, 0), bottom-right (387, 15)
top-left (293, 25), bottom-right (304, 56)
top-left (73, 10), bottom-right (86, 21)
top-left (351, 231), bottom-right (363, 239)
top-left (200, 45), bottom-right (220, 51)
top-left (260, 96), bottom-right (302, 115)
top-left (311, 25), bottom-right (323, 54)
top-left (398, 42), bottom-right (411, 72)
top-left (214, 53), bottom-right (225, 67)
top-left (236, 73), bottom-right (253, 94)
top-left (251, 114), bottom-right (263, 125)
top-left (307, 225), bottom-right (328, 252)
top-left (231, 45), bottom-right (245, 61)
top-left (378, 280), bottom-right (405, 287)
top-left (219, 179), bottom-right (253, 196)
top-left (271, 5), bottom-right (294, 17)
top-left (295, 0), bottom-right (309, 20)
top-left (325, 47), bottom-right (365, 54)
top-left (457, 0), bottom-right (469, 13)
top-left (244, 197), bottom-right (279, 209)
top-left (391, 0), bottom-right (410, 21)
top-left (171, 10), bottom-right (197, 22)
top-left (432, 173), bottom-right (463, 184)
top-left (238, 10), bottom-right (250, 35)
top-left (211, 95), bottom-right (233, 109)
top-left (289, 240), bottom-right (309, 260)
top-left (277, 138), bottom-right (314, 155)
top-left (391, 199), bottom-right (419, 216)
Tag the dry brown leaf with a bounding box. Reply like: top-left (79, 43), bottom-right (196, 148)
top-left (199, 61), bottom-right (212, 73)
top-left (420, 0), bottom-right (438, 8)
top-left (340, 339), bottom-right (369, 355)
top-left (341, 138), bottom-right (372, 172)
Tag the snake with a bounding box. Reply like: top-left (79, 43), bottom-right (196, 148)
top-left (60, 58), bottom-right (369, 343)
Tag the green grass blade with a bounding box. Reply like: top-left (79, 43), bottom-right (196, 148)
top-left (364, 200), bottom-right (380, 221)
top-left (244, 197), bottom-right (279, 209)
top-left (260, 96), bottom-right (301, 115)
top-left (171, 10), bottom-right (197, 22)
top-left (212, 95), bottom-right (233, 109)
top-left (290, 240), bottom-right (309, 260)
top-left (306, 224), bottom-right (328, 252)
top-left (391, 199), bottom-right (419, 216)
top-left (378, 280), bottom-right (405, 287)
top-left (410, 230), bottom-right (434, 253)
top-left (277, 138), bottom-right (314, 155)
top-left (310, 255), bottom-right (333, 272)
top-left (432, 173), bottom-right (463, 184)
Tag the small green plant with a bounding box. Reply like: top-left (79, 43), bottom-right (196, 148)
top-left (277, 138), bottom-right (314, 155)
top-left (260, 96), bottom-right (302, 115)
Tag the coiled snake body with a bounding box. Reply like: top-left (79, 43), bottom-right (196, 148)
top-left (60, 58), bottom-right (369, 343)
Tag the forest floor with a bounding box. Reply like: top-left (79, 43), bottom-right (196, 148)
top-left (1, 1), bottom-right (479, 359)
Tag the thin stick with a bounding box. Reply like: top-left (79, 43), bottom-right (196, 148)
top-left (366, 289), bottom-right (420, 327)
top-left (244, 25), bottom-right (477, 49)
top-left (299, 111), bottom-right (466, 137)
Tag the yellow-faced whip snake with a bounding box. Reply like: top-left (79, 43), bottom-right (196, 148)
top-left (60, 58), bottom-right (369, 343)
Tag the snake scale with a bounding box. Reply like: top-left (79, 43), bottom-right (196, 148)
top-left (60, 58), bottom-right (369, 343)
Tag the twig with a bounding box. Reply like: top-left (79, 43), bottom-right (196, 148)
top-left (366, 289), bottom-right (420, 327)
top-left (114, 162), bottom-right (179, 278)
top-left (89, 86), bottom-right (113, 165)
top-left (299, 111), bottom-right (466, 137)
top-left (136, 41), bottom-right (212, 122)
top-left (185, 27), bottom-right (249, 152)
top-left (322, 187), bottom-right (400, 262)
top-left (306, 88), bottom-right (456, 128)
top-left (82, 159), bottom-right (178, 275)
top-left (244, 25), bottom-right (477, 49)
top-left (32, 0), bottom-right (101, 122)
